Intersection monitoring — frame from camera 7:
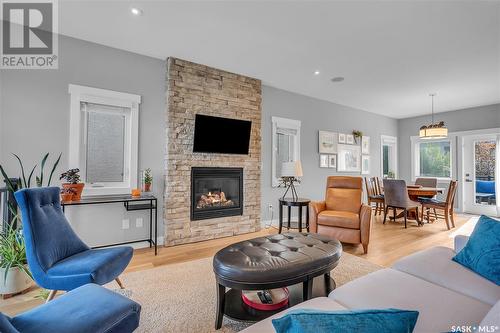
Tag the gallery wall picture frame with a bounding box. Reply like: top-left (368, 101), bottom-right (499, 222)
top-left (362, 136), bottom-right (370, 154)
top-left (337, 144), bottom-right (361, 172)
top-left (328, 155), bottom-right (337, 169)
top-left (346, 134), bottom-right (355, 145)
top-left (338, 133), bottom-right (346, 144)
top-left (320, 154), bottom-right (329, 168)
top-left (362, 155), bottom-right (370, 174)
top-left (318, 130), bottom-right (338, 154)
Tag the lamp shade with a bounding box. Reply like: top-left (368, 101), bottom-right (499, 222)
top-left (281, 161), bottom-right (303, 177)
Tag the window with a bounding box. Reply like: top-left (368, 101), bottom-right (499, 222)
top-left (272, 117), bottom-right (301, 187)
top-left (68, 85), bottom-right (141, 196)
top-left (381, 135), bottom-right (397, 179)
top-left (412, 138), bottom-right (452, 180)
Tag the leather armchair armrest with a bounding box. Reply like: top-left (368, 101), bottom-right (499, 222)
top-left (359, 204), bottom-right (372, 247)
top-left (309, 201), bottom-right (326, 233)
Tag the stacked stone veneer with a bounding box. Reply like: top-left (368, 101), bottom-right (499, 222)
top-left (164, 58), bottom-right (262, 246)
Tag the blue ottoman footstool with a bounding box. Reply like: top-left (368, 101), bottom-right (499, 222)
top-left (0, 284), bottom-right (141, 333)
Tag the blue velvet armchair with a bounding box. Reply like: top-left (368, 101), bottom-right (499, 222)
top-left (0, 283), bottom-right (141, 333)
top-left (14, 187), bottom-right (133, 301)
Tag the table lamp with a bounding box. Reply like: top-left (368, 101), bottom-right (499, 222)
top-left (280, 161), bottom-right (303, 201)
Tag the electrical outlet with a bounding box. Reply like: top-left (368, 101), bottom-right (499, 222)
top-left (268, 204), bottom-right (273, 210)
top-left (122, 219), bottom-right (130, 229)
top-left (136, 218), bottom-right (143, 228)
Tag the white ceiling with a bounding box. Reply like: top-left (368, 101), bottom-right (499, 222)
top-left (59, 1), bottom-right (500, 119)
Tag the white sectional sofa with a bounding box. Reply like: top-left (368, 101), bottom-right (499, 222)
top-left (242, 235), bottom-right (500, 333)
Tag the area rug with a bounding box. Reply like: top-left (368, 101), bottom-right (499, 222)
top-left (106, 252), bottom-right (382, 333)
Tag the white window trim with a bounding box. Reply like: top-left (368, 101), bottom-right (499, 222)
top-left (271, 117), bottom-right (301, 187)
top-left (380, 135), bottom-right (398, 179)
top-left (410, 135), bottom-right (454, 182)
top-left (68, 84), bottom-right (141, 196)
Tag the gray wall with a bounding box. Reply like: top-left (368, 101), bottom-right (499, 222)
top-left (261, 86), bottom-right (399, 222)
top-left (398, 104), bottom-right (500, 182)
top-left (0, 36), bottom-right (165, 246)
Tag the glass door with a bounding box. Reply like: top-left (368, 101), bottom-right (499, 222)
top-left (463, 134), bottom-right (498, 216)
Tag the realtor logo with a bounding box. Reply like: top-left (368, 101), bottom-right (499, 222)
top-left (1, 0), bottom-right (58, 69)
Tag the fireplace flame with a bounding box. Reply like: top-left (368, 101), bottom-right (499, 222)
top-left (196, 191), bottom-right (235, 209)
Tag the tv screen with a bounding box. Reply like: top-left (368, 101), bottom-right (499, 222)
top-left (193, 114), bottom-right (252, 154)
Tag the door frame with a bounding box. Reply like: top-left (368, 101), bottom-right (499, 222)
top-left (459, 128), bottom-right (500, 215)
top-left (380, 135), bottom-right (398, 179)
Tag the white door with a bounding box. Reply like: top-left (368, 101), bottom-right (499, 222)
top-left (462, 134), bottom-right (499, 216)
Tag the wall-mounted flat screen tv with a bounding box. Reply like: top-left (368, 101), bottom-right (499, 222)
top-left (193, 114), bottom-right (252, 154)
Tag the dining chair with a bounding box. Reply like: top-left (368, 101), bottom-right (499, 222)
top-left (364, 177), bottom-right (384, 215)
top-left (420, 180), bottom-right (458, 230)
top-left (383, 179), bottom-right (421, 228)
top-left (14, 187), bottom-right (133, 302)
top-left (415, 177), bottom-right (438, 188)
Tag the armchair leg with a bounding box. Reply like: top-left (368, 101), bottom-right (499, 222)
top-left (383, 206), bottom-right (389, 224)
top-left (115, 277), bottom-right (125, 289)
top-left (362, 243), bottom-right (368, 254)
top-left (403, 209), bottom-right (407, 229)
top-left (46, 290), bottom-right (58, 303)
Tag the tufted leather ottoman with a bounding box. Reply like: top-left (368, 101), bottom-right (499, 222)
top-left (213, 232), bottom-right (342, 329)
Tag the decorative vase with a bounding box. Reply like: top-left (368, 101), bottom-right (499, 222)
top-left (144, 183), bottom-right (151, 192)
top-left (60, 193), bottom-right (73, 203)
top-left (0, 267), bottom-right (32, 295)
top-left (62, 183), bottom-right (85, 201)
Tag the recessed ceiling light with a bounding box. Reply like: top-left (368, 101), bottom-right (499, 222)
top-left (131, 7), bottom-right (143, 16)
top-left (331, 77), bottom-right (345, 82)
top-left (314, 70), bottom-right (320, 75)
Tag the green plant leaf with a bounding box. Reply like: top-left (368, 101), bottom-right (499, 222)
top-left (0, 165), bottom-right (16, 193)
top-left (12, 153), bottom-right (28, 188)
top-left (38, 153), bottom-right (49, 187)
top-left (27, 165), bottom-right (37, 188)
top-left (47, 153), bottom-right (62, 186)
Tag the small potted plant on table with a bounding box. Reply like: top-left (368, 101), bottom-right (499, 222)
top-left (60, 168), bottom-right (84, 201)
top-left (0, 225), bottom-right (33, 297)
top-left (60, 187), bottom-right (76, 203)
top-left (143, 168), bottom-right (153, 192)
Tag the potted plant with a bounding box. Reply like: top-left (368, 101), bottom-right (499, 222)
top-left (60, 168), bottom-right (84, 200)
top-left (143, 168), bottom-right (153, 192)
top-left (60, 187), bottom-right (76, 203)
top-left (352, 130), bottom-right (363, 144)
top-left (0, 224), bottom-right (33, 295)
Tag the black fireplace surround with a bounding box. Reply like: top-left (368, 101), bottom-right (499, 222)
top-left (191, 167), bottom-right (243, 221)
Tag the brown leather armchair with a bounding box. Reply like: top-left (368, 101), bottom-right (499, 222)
top-left (309, 176), bottom-right (372, 254)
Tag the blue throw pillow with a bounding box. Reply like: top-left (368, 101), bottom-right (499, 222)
top-left (272, 308), bottom-right (419, 333)
top-left (453, 215), bottom-right (500, 285)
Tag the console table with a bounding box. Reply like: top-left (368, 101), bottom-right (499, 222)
top-left (61, 194), bottom-right (158, 255)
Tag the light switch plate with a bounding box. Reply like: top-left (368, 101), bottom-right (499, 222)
top-left (136, 218), bottom-right (143, 228)
top-left (122, 219), bottom-right (130, 229)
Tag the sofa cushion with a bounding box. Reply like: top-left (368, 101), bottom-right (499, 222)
top-left (241, 297), bottom-right (346, 333)
top-left (392, 246), bottom-right (500, 306)
top-left (480, 299), bottom-right (500, 327)
top-left (272, 308), bottom-right (419, 333)
top-left (318, 211), bottom-right (360, 229)
top-left (453, 215), bottom-right (500, 285)
top-left (329, 269), bottom-right (491, 333)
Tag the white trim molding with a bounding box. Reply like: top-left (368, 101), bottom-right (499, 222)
top-left (271, 116), bottom-right (301, 187)
top-left (68, 84), bottom-right (141, 196)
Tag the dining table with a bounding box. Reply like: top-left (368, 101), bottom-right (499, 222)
top-left (389, 185), bottom-right (445, 221)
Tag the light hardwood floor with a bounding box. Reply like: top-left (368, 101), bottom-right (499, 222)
top-left (1, 212), bottom-right (473, 316)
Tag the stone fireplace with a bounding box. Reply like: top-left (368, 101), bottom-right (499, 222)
top-left (164, 58), bottom-right (262, 246)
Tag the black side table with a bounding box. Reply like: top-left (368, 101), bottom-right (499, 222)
top-left (278, 198), bottom-right (311, 233)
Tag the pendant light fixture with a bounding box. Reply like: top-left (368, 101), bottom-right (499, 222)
top-left (419, 93), bottom-right (448, 139)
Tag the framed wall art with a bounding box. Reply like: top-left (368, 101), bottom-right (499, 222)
top-left (337, 144), bottom-right (361, 172)
top-left (318, 130), bottom-right (337, 154)
top-left (362, 136), bottom-right (370, 154)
